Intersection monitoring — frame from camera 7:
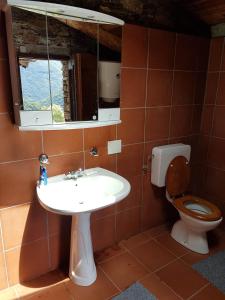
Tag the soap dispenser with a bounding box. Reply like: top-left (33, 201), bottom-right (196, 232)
top-left (39, 154), bottom-right (49, 186)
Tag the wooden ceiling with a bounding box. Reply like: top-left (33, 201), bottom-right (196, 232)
top-left (28, 0), bottom-right (225, 36)
top-left (179, 0), bottom-right (225, 25)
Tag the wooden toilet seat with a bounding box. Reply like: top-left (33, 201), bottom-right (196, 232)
top-left (173, 195), bottom-right (222, 221)
top-left (166, 156), bottom-right (222, 222)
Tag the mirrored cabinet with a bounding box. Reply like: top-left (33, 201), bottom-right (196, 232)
top-left (4, 0), bottom-right (124, 130)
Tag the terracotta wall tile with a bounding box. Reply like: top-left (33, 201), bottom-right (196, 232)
top-left (0, 114), bottom-right (42, 163)
top-left (146, 70), bottom-right (173, 107)
top-left (196, 36), bottom-right (225, 221)
top-left (221, 40), bottom-right (225, 71)
top-left (47, 212), bottom-right (71, 236)
top-left (196, 37), bottom-right (210, 71)
top-left (43, 129), bottom-right (83, 155)
top-left (193, 135), bottom-right (209, 164)
top-left (92, 204), bottom-right (116, 221)
top-left (117, 175), bottom-right (142, 212)
top-left (191, 163), bottom-right (207, 196)
top-left (212, 106), bottom-right (225, 138)
top-left (47, 152), bottom-right (84, 177)
top-left (6, 238), bottom-right (50, 285)
top-left (117, 143), bottom-right (144, 178)
top-left (192, 105), bottom-right (202, 134)
top-left (49, 234), bottom-right (61, 271)
top-left (122, 24), bottom-right (148, 68)
top-left (141, 173), bottom-right (176, 230)
top-left (208, 38), bottom-right (224, 72)
top-left (49, 233), bottom-right (70, 271)
top-left (91, 215), bottom-right (116, 251)
top-left (0, 201), bottom-right (47, 250)
top-left (121, 68), bottom-right (147, 108)
top-left (85, 151), bottom-right (117, 173)
top-left (175, 34), bottom-right (198, 70)
top-left (144, 140), bottom-right (168, 168)
top-left (118, 108), bottom-right (145, 144)
top-left (84, 126), bottom-right (116, 150)
top-left (148, 29), bottom-right (175, 69)
top-left (207, 137), bottom-right (225, 170)
top-left (172, 71), bottom-right (195, 105)
top-left (145, 107), bottom-right (170, 141)
top-left (189, 135), bottom-right (200, 164)
top-left (0, 159), bottom-right (39, 208)
top-left (205, 167), bottom-right (225, 202)
top-left (169, 135), bottom-right (191, 145)
top-left (204, 72), bottom-right (219, 104)
top-left (194, 72), bottom-right (207, 104)
top-left (115, 207), bottom-right (141, 241)
top-left (0, 252), bottom-right (7, 290)
top-left (216, 72), bottom-right (225, 105)
top-left (0, 229), bottom-right (2, 253)
top-left (170, 106), bottom-right (193, 138)
top-left (200, 105), bottom-right (214, 135)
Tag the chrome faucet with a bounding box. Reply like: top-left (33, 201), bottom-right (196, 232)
top-left (65, 168), bottom-right (84, 180)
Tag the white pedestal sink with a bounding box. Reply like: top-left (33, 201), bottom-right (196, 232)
top-left (37, 167), bottom-right (130, 286)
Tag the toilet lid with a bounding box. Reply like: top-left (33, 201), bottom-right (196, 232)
top-left (166, 156), bottom-right (190, 197)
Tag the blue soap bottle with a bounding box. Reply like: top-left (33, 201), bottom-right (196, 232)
top-left (39, 154), bottom-right (49, 186)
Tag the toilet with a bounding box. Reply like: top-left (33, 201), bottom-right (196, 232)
top-left (151, 143), bottom-right (223, 254)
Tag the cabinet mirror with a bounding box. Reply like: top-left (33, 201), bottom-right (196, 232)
top-left (6, 1), bottom-right (124, 129)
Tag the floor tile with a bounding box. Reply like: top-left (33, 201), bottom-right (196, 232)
top-left (119, 232), bottom-right (152, 250)
top-left (181, 252), bottom-right (209, 265)
top-left (65, 268), bottom-right (119, 300)
top-left (156, 259), bottom-right (208, 299)
top-left (155, 232), bottom-right (189, 257)
top-left (130, 239), bottom-right (176, 272)
top-left (95, 244), bottom-right (125, 264)
top-left (190, 284), bottom-right (225, 300)
top-left (143, 223), bottom-right (171, 238)
top-left (15, 270), bottom-right (64, 297)
top-left (139, 273), bottom-right (181, 300)
top-left (0, 288), bottom-right (18, 300)
top-left (100, 252), bottom-right (148, 290)
top-left (22, 283), bottom-right (73, 300)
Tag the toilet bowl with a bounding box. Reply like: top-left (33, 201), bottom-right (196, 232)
top-left (151, 144), bottom-right (223, 254)
top-left (171, 196), bottom-right (222, 254)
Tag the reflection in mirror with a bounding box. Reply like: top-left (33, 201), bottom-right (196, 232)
top-left (12, 7), bottom-right (52, 114)
top-left (46, 15), bottom-right (98, 122)
top-left (98, 24), bottom-right (122, 109)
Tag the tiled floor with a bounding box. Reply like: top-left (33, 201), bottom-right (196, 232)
top-left (1, 224), bottom-right (225, 300)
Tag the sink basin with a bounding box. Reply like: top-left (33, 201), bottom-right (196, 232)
top-left (37, 167), bottom-right (130, 286)
top-left (37, 167), bottom-right (130, 214)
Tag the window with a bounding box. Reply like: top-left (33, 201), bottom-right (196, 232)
top-left (19, 58), bottom-right (70, 123)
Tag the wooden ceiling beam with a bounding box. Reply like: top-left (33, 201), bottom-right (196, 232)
top-left (57, 18), bottom-right (121, 52)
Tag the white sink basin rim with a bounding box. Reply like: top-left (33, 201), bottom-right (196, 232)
top-left (37, 167), bottom-right (131, 215)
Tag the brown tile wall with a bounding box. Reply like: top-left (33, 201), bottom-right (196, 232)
top-left (194, 37), bottom-right (225, 220)
top-left (0, 10), bottom-right (209, 289)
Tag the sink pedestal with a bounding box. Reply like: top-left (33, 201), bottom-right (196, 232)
top-left (69, 213), bottom-right (97, 286)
